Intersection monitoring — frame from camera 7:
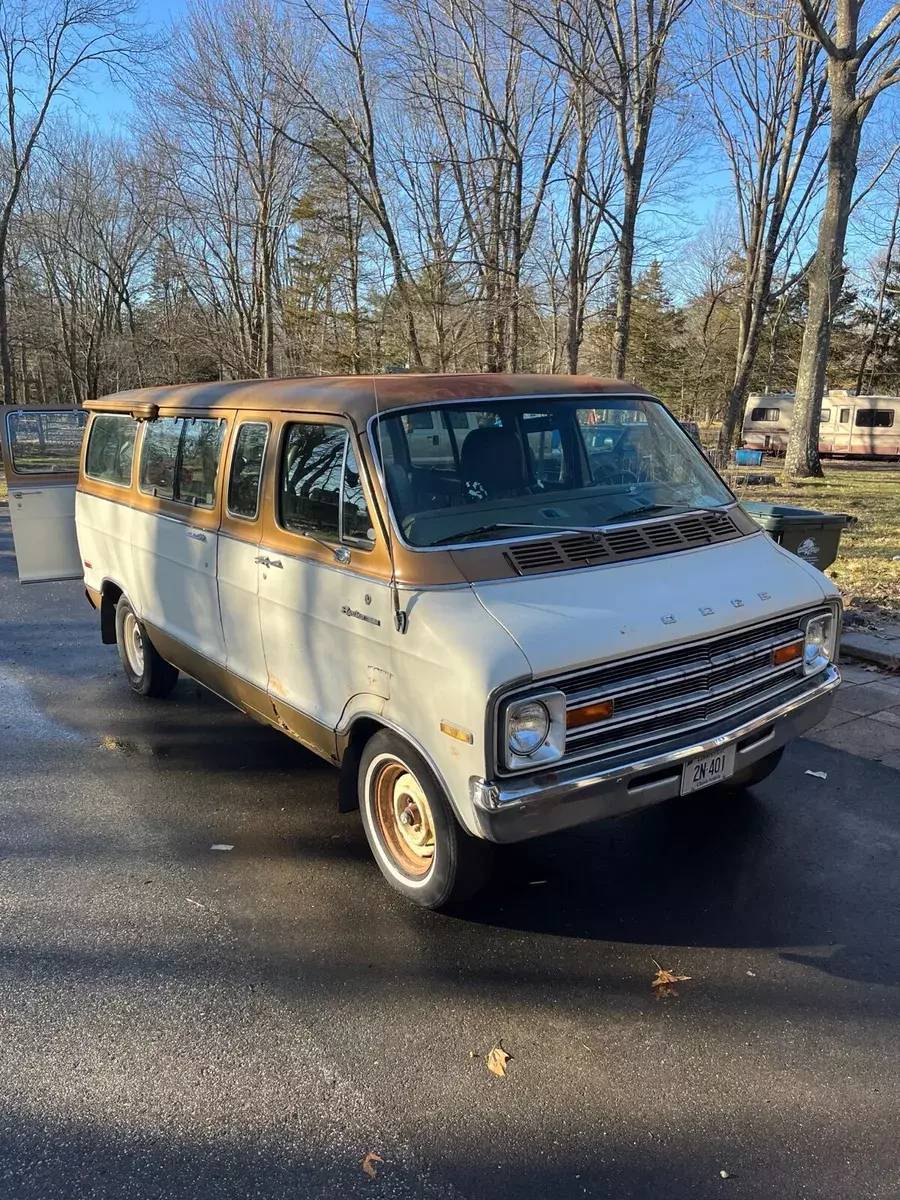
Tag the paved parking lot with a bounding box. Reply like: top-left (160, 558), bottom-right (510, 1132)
top-left (2, 507), bottom-right (900, 1199)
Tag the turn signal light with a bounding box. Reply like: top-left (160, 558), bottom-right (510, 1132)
top-left (566, 699), bottom-right (614, 729)
top-left (773, 639), bottom-right (803, 666)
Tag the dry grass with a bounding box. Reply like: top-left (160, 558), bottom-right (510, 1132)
top-left (734, 465), bottom-right (900, 624)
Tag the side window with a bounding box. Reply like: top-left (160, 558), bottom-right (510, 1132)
top-left (139, 417), bottom-right (183, 500)
top-left (750, 406), bottom-right (780, 422)
top-left (855, 408), bottom-right (894, 428)
top-left (342, 444), bottom-right (374, 545)
top-left (177, 418), bottom-right (225, 508)
top-left (85, 414), bottom-right (138, 486)
top-left (280, 422), bottom-right (345, 540)
top-left (819, 409), bottom-right (831, 424)
top-left (839, 407), bottom-right (851, 423)
top-left (227, 422), bottom-right (268, 519)
top-left (5, 409), bottom-right (86, 474)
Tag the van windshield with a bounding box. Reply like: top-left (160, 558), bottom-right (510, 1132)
top-left (373, 396), bottom-right (733, 548)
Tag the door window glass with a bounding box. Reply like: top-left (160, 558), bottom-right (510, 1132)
top-left (281, 423), bottom-right (346, 540)
top-left (855, 408), bottom-right (894, 428)
top-left (819, 409), bottom-right (831, 424)
top-left (177, 418), bottom-right (225, 508)
top-left (839, 407), bottom-right (850, 423)
top-left (227, 422), bottom-right (268, 519)
top-left (5, 409), bottom-right (87, 474)
top-left (139, 417), bottom-right (183, 500)
top-left (85, 414), bottom-right (137, 486)
top-left (342, 444), bottom-right (374, 544)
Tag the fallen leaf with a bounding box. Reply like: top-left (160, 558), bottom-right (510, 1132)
top-left (719, 1169), bottom-right (731, 1179)
top-left (210, 844), bottom-right (234, 851)
top-left (805, 770), bottom-right (828, 780)
top-left (651, 961), bottom-right (691, 998)
top-left (362, 1152), bottom-right (383, 1179)
top-left (487, 1045), bottom-right (511, 1077)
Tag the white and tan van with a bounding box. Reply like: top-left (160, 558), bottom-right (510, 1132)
top-left (1, 376), bottom-right (842, 907)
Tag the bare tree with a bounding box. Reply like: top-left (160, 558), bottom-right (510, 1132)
top-left (785, 0), bottom-right (900, 476)
top-left (526, 0), bottom-right (694, 377)
top-left (393, 0), bottom-right (570, 371)
top-left (696, 0), bottom-right (828, 459)
top-left (0, 0), bottom-right (147, 403)
top-left (146, 0), bottom-right (308, 380)
top-left (855, 179), bottom-right (900, 393)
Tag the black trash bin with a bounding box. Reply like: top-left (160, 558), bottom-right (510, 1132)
top-left (740, 502), bottom-right (849, 571)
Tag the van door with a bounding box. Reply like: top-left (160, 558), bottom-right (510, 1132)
top-left (217, 416), bottom-right (272, 707)
top-left (257, 416), bottom-right (392, 739)
top-left (0, 406), bottom-right (86, 583)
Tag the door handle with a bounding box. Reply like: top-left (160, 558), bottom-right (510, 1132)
top-left (187, 530), bottom-right (207, 542)
top-left (431, 434), bottom-right (439, 445)
top-left (267, 558), bottom-right (283, 569)
top-left (254, 555), bottom-right (269, 566)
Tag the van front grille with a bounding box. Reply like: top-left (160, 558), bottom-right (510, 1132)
top-left (498, 610), bottom-right (823, 774)
top-left (505, 509), bottom-right (742, 575)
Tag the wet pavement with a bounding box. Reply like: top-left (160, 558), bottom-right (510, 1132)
top-left (1, 507), bottom-right (899, 1199)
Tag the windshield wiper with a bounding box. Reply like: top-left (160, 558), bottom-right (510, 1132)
top-left (604, 503), bottom-right (684, 523)
top-left (431, 523), bottom-right (537, 545)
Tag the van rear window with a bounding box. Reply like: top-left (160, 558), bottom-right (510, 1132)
top-left (5, 409), bottom-right (86, 474)
top-left (85, 414), bottom-right (137, 486)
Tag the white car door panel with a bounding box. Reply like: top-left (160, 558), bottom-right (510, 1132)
top-left (130, 509), bottom-right (225, 665)
top-left (218, 533), bottom-right (268, 690)
top-left (0, 407), bottom-right (86, 583)
top-left (258, 554), bottom-right (393, 729)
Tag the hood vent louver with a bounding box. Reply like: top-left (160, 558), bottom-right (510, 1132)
top-left (507, 509), bottom-right (742, 576)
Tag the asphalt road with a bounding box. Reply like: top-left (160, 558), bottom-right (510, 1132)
top-left (1, 506), bottom-right (899, 1200)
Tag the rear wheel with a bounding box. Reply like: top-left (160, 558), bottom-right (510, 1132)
top-left (724, 746), bottom-right (784, 791)
top-left (115, 597), bottom-right (179, 698)
top-left (358, 730), bottom-right (493, 908)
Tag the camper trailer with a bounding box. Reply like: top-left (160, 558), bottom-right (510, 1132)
top-left (742, 390), bottom-right (900, 458)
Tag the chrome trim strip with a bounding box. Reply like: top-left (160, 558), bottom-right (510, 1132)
top-left (564, 629), bottom-right (803, 707)
top-left (474, 665), bottom-right (841, 811)
top-left (564, 659), bottom-right (805, 742)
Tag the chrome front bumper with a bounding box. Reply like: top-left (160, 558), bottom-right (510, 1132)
top-left (470, 664), bottom-right (840, 843)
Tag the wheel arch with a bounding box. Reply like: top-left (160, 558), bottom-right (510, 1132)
top-left (100, 578), bottom-right (125, 644)
top-left (336, 711), bottom-right (463, 824)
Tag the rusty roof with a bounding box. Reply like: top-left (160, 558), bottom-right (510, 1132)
top-left (84, 373), bottom-right (655, 423)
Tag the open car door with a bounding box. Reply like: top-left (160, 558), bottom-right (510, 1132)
top-left (0, 406), bottom-right (87, 583)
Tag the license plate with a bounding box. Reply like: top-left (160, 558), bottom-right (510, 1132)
top-left (680, 745), bottom-right (736, 795)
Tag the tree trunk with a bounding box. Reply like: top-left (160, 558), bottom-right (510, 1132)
top-left (567, 122), bottom-right (588, 374)
top-left (785, 67), bottom-right (862, 477)
top-left (611, 172), bottom-right (638, 378)
top-left (0, 249), bottom-right (14, 404)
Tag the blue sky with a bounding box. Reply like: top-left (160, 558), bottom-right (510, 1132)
top-left (72, 0), bottom-right (186, 129)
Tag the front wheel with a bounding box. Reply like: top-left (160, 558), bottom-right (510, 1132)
top-left (358, 731), bottom-right (493, 908)
top-left (115, 597), bottom-right (179, 698)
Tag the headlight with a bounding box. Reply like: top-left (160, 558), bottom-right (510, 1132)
top-left (501, 689), bottom-right (567, 771)
top-left (803, 612), bottom-right (835, 675)
top-left (507, 700), bottom-right (550, 756)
